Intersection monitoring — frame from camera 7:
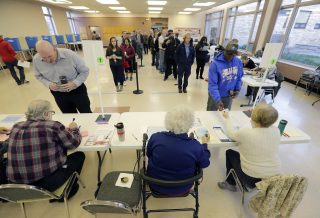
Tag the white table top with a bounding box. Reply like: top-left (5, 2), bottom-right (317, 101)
top-left (242, 75), bottom-right (278, 87)
top-left (110, 111), bottom-right (311, 149)
top-left (0, 113), bottom-right (120, 152)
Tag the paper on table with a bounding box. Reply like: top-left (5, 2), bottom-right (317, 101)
top-left (1, 116), bottom-right (23, 123)
top-left (84, 129), bottom-right (113, 146)
top-left (285, 128), bottom-right (304, 137)
top-left (18, 60), bottom-right (30, 68)
top-left (115, 173), bottom-right (134, 188)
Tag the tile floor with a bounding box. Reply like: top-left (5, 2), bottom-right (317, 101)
top-left (0, 51), bottom-right (319, 218)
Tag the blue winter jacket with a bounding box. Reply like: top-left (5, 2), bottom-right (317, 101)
top-left (208, 52), bottom-right (244, 102)
top-left (175, 43), bottom-right (195, 66)
top-left (147, 131), bottom-right (211, 195)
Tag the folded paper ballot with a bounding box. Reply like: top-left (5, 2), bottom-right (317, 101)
top-left (213, 127), bottom-right (234, 142)
top-left (18, 60), bottom-right (30, 68)
top-left (84, 129), bottom-right (113, 146)
top-left (194, 127), bottom-right (208, 138)
top-left (115, 173), bottom-right (134, 188)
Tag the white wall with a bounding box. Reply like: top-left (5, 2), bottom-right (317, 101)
top-left (168, 13), bottom-right (206, 35)
top-left (0, 0), bottom-right (72, 37)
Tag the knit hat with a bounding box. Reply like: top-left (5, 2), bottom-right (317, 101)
top-left (225, 39), bottom-right (239, 55)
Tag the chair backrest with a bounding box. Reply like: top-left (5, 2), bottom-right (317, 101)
top-left (4, 38), bottom-right (22, 51)
top-left (41, 35), bottom-right (53, 44)
top-left (66, 34), bottom-right (74, 43)
top-left (25, 36), bottom-right (38, 49)
top-left (74, 34), bottom-right (81, 42)
top-left (249, 175), bottom-right (308, 218)
top-left (55, 35), bottom-right (65, 44)
top-left (0, 184), bottom-right (56, 203)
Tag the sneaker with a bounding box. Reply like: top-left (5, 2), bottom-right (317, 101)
top-left (178, 89), bottom-right (182, 93)
top-left (196, 76), bottom-right (199, 79)
top-left (164, 77), bottom-right (168, 81)
top-left (119, 85), bottom-right (123, 91)
top-left (183, 89), bottom-right (187, 93)
top-left (116, 86), bottom-right (120, 92)
top-left (200, 77), bottom-right (204, 80)
top-left (23, 80), bottom-right (30, 84)
top-left (217, 181), bottom-right (237, 192)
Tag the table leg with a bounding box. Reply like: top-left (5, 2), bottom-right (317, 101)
top-left (97, 150), bottom-right (107, 182)
top-left (136, 149), bottom-right (141, 171)
top-left (312, 98), bottom-right (320, 106)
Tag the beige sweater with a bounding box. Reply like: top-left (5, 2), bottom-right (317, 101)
top-left (224, 118), bottom-right (281, 178)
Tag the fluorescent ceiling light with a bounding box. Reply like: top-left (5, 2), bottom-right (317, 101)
top-left (147, 1), bottom-right (167, 6)
top-left (148, 7), bottom-right (163, 10)
top-left (85, 10), bottom-right (100, 13)
top-left (117, 11), bottom-right (131, 13)
top-left (184, 8), bottom-right (201, 11)
top-left (68, 6), bottom-right (89, 9)
top-left (179, 11), bottom-right (192, 14)
top-left (109, 6), bottom-right (126, 10)
top-left (42, 0), bottom-right (72, 4)
top-left (149, 11), bottom-right (161, 14)
top-left (193, 2), bottom-right (215, 7)
top-left (96, 0), bottom-right (119, 4)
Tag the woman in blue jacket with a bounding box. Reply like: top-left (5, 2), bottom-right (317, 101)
top-left (175, 33), bottom-right (195, 93)
top-left (147, 106), bottom-right (211, 196)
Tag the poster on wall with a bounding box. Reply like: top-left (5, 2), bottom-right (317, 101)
top-left (174, 28), bottom-right (201, 42)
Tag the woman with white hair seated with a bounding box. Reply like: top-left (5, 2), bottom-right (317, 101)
top-left (147, 106), bottom-right (211, 195)
top-left (6, 99), bottom-right (85, 201)
top-left (218, 103), bottom-right (281, 192)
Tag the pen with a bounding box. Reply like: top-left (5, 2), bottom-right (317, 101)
top-left (78, 125), bottom-right (81, 130)
top-left (283, 132), bottom-right (290, 137)
top-left (72, 118), bottom-right (75, 122)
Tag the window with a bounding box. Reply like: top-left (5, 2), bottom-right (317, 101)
top-left (66, 11), bottom-right (77, 34)
top-left (224, 0), bottom-right (265, 51)
top-left (281, 4), bottom-right (320, 67)
top-left (315, 23), bottom-right (320, 29)
top-left (270, 9), bottom-right (293, 42)
top-left (205, 11), bottom-right (224, 45)
top-left (294, 10), bottom-right (311, 29)
top-left (42, 6), bottom-right (57, 35)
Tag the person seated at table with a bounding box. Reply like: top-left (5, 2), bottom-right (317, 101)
top-left (254, 47), bottom-right (265, 58)
top-left (241, 54), bottom-right (257, 97)
top-left (6, 99), bottom-right (85, 201)
top-left (146, 106), bottom-right (211, 195)
top-left (0, 127), bottom-right (10, 185)
top-left (218, 103), bottom-right (281, 192)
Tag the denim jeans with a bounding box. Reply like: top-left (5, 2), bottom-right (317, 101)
top-left (5, 60), bottom-right (25, 84)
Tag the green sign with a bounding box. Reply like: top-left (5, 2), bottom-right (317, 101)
top-left (271, 58), bottom-right (276, 65)
top-left (97, 57), bottom-right (104, 65)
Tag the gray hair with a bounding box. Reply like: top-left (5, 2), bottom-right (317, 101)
top-left (165, 106), bottom-right (195, 134)
top-left (25, 100), bottom-right (52, 120)
top-left (251, 103), bottom-right (278, 127)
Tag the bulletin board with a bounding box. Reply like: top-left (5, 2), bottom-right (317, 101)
top-left (174, 28), bottom-right (201, 39)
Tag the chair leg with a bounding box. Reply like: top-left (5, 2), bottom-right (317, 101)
top-left (142, 181), bottom-right (148, 218)
top-left (64, 196), bottom-right (70, 218)
top-left (76, 173), bottom-right (86, 189)
top-left (20, 203), bottom-right (27, 218)
top-left (194, 181), bottom-right (199, 218)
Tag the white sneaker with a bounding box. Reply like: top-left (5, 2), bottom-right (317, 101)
top-left (217, 181), bottom-right (237, 192)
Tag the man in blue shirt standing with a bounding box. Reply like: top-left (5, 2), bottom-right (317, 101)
top-left (207, 39), bottom-right (243, 111)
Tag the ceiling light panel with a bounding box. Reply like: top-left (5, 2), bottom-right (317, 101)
top-left (117, 11), bottom-right (131, 13)
top-left (96, 0), bottom-right (119, 4)
top-left (42, 0), bottom-right (72, 4)
top-left (147, 1), bottom-right (167, 6)
top-left (184, 8), bottom-right (201, 11)
top-left (68, 6), bottom-right (89, 9)
top-left (149, 11), bottom-right (161, 14)
top-left (193, 2), bottom-right (215, 7)
top-left (85, 10), bottom-right (100, 13)
top-left (179, 11), bottom-right (192, 14)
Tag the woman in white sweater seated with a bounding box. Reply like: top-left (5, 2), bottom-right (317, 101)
top-left (218, 103), bottom-right (281, 192)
